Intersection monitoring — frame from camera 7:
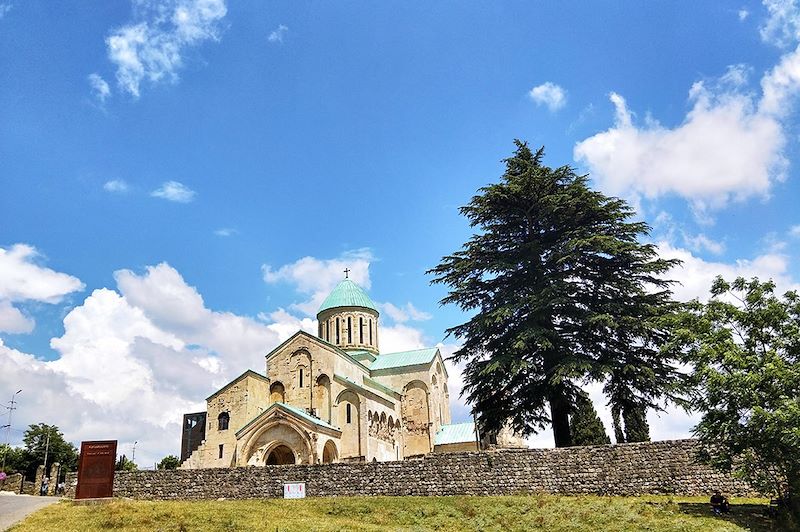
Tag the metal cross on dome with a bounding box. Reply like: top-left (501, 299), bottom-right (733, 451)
top-left (344, 268), bottom-right (350, 279)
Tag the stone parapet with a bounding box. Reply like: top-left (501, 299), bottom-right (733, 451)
top-left (66, 439), bottom-right (759, 500)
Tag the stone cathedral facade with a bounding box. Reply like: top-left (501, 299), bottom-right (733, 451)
top-left (181, 277), bottom-right (501, 468)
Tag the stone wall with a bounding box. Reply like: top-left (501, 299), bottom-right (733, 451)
top-left (0, 472), bottom-right (23, 493)
top-left (65, 439), bottom-right (757, 500)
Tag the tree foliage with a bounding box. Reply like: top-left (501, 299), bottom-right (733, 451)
top-left (22, 423), bottom-right (79, 471)
top-left (669, 277), bottom-right (800, 521)
top-left (115, 454), bottom-right (138, 472)
top-left (1, 424), bottom-right (78, 479)
top-left (157, 455), bottom-right (181, 470)
top-left (429, 141), bottom-right (685, 446)
top-left (569, 391), bottom-right (611, 446)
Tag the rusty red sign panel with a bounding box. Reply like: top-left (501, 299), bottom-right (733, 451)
top-left (75, 440), bottom-right (117, 499)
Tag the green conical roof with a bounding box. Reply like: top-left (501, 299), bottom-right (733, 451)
top-left (317, 279), bottom-right (379, 315)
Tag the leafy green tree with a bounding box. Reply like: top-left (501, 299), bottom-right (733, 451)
top-left (115, 454), bottom-right (137, 471)
top-left (157, 455), bottom-right (181, 470)
top-left (429, 141), bottom-right (685, 446)
top-left (670, 277), bottom-right (800, 522)
top-left (21, 424), bottom-right (78, 477)
top-left (569, 391), bottom-right (610, 446)
top-left (0, 443), bottom-right (31, 475)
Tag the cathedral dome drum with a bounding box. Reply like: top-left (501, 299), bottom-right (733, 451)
top-left (316, 278), bottom-right (380, 353)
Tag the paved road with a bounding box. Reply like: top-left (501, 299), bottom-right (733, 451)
top-left (0, 492), bottom-right (61, 531)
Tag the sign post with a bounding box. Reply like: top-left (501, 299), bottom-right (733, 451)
top-left (283, 482), bottom-right (306, 499)
top-left (75, 440), bottom-right (117, 499)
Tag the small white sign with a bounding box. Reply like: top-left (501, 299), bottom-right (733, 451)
top-left (284, 482), bottom-right (306, 499)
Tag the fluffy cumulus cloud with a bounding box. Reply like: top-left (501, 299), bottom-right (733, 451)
top-left (658, 241), bottom-right (798, 302)
top-left (0, 244), bottom-right (84, 333)
top-left (575, 2), bottom-right (800, 215)
top-left (574, 74), bottom-right (786, 214)
top-left (151, 180), bottom-right (196, 202)
top-left (0, 261), bottom-right (313, 465)
top-left (262, 249), bottom-right (374, 316)
top-left (104, 0), bottom-right (227, 97)
top-left (528, 82), bottom-right (567, 111)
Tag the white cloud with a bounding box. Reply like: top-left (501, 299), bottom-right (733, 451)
top-left (0, 244), bottom-right (84, 333)
top-left (88, 73), bottom-right (111, 102)
top-left (104, 0), bottom-right (227, 97)
top-left (790, 224), bottom-right (800, 236)
top-left (151, 180), bottom-right (196, 202)
top-left (262, 249), bottom-right (374, 316)
top-left (103, 179), bottom-right (129, 193)
top-left (0, 262), bottom-right (312, 466)
top-left (528, 82), bottom-right (567, 112)
top-left (380, 302), bottom-right (432, 323)
top-left (213, 228), bottom-right (236, 237)
top-left (659, 241), bottom-right (798, 302)
top-left (761, 0), bottom-right (800, 47)
top-left (683, 233), bottom-right (725, 255)
top-left (575, 0), bottom-right (800, 216)
top-left (574, 74), bottom-right (787, 214)
top-left (739, 8), bottom-right (750, 21)
top-left (268, 24), bottom-right (288, 44)
top-left (0, 300), bottom-right (33, 334)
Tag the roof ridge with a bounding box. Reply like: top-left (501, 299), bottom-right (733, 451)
top-left (381, 346), bottom-right (436, 355)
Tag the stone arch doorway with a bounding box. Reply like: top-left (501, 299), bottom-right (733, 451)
top-left (265, 444), bottom-right (296, 465)
top-left (322, 440), bottom-right (337, 463)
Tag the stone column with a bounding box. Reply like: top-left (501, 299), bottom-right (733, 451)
top-left (47, 462), bottom-right (60, 495)
top-left (33, 464), bottom-right (45, 496)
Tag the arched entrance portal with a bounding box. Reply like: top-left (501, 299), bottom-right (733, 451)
top-left (322, 440), bottom-right (337, 463)
top-left (265, 445), bottom-right (296, 465)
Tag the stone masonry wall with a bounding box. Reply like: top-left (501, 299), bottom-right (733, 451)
top-left (65, 439), bottom-right (757, 500)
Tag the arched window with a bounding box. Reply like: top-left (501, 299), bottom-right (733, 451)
top-left (299, 368), bottom-right (304, 388)
top-left (369, 319), bottom-right (373, 345)
top-left (347, 317), bottom-right (352, 343)
top-left (359, 317), bottom-right (364, 343)
top-left (318, 321), bottom-right (323, 337)
top-left (336, 318), bottom-right (340, 344)
top-left (325, 320), bottom-right (330, 341)
top-left (346, 403), bottom-right (352, 424)
top-left (218, 412), bottom-right (229, 431)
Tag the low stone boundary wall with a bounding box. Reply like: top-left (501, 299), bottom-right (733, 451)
top-left (0, 472), bottom-right (23, 493)
top-left (65, 439), bottom-right (757, 500)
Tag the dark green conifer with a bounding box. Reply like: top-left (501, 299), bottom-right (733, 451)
top-left (569, 391), bottom-right (611, 446)
top-left (429, 141), bottom-right (685, 446)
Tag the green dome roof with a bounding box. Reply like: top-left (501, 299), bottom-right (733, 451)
top-left (317, 279), bottom-right (379, 315)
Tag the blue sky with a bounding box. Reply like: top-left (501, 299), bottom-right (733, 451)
top-left (2, 0), bottom-right (800, 464)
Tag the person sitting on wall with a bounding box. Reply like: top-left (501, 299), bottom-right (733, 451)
top-left (710, 490), bottom-right (731, 514)
top-left (39, 477), bottom-right (49, 496)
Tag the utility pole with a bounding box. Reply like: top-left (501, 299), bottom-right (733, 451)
top-left (42, 427), bottom-right (51, 474)
top-left (1, 390), bottom-right (22, 472)
top-left (132, 441), bottom-right (137, 464)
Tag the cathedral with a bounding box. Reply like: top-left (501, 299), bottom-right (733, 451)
top-left (180, 276), bottom-right (510, 468)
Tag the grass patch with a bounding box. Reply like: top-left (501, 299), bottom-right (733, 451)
top-left (10, 495), bottom-right (784, 532)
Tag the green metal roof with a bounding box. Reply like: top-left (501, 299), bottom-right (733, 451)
top-left (434, 422), bottom-right (477, 446)
top-left (370, 347), bottom-right (439, 371)
top-left (317, 279), bottom-right (379, 314)
top-left (277, 402), bottom-right (339, 431)
top-left (235, 402), bottom-right (339, 437)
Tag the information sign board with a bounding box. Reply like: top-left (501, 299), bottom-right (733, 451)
top-left (284, 482), bottom-right (306, 499)
top-left (76, 440), bottom-right (117, 499)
